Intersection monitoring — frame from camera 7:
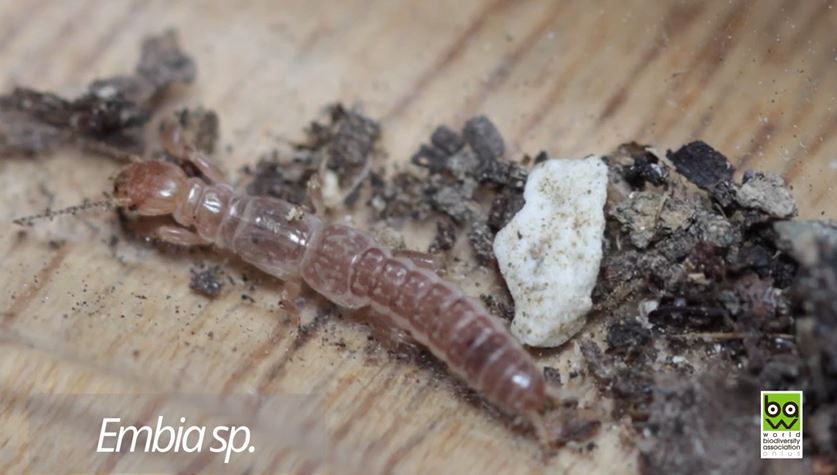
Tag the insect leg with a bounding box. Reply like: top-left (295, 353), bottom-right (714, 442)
top-left (279, 279), bottom-right (306, 328)
top-left (154, 224), bottom-right (212, 246)
top-left (185, 149), bottom-right (227, 185)
top-left (160, 119), bottom-right (227, 184)
top-left (545, 383), bottom-right (561, 405)
top-left (355, 307), bottom-right (422, 357)
top-left (393, 249), bottom-right (440, 272)
top-left (305, 174), bottom-right (326, 215)
top-left (529, 411), bottom-right (558, 460)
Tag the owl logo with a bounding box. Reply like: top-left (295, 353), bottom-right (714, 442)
top-left (763, 392), bottom-right (801, 431)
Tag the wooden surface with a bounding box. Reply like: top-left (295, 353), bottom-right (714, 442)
top-left (1, 0), bottom-right (835, 473)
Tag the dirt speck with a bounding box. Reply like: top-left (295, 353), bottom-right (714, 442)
top-left (189, 265), bottom-right (224, 298)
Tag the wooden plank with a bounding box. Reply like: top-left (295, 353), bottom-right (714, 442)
top-left (0, 0), bottom-right (834, 473)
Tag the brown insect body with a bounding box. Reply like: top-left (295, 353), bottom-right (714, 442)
top-left (114, 148), bottom-right (549, 431)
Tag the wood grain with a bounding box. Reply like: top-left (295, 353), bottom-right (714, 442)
top-left (0, 0), bottom-right (834, 473)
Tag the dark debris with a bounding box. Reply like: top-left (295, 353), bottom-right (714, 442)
top-left (310, 104), bottom-right (380, 191)
top-left (0, 30), bottom-right (195, 154)
top-left (430, 125), bottom-right (465, 155)
top-left (463, 115), bottom-right (505, 162)
top-left (666, 140), bottom-right (734, 191)
top-left (590, 139), bottom-right (837, 468)
top-left (468, 220), bottom-right (496, 266)
top-left (133, 30), bottom-right (196, 93)
top-left (189, 265), bottom-right (224, 298)
top-left (487, 188), bottom-right (525, 233)
top-left (429, 216), bottom-right (457, 253)
top-left (379, 115), bottom-right (527, 263)
top-left (618, 142), bottom-right (669, 189)
top-left (243, 152), bottom-right (316, 206)
top-left (606, 318), bottom-right (653, 362)
top-left (243, 104), bottom-right (380, 208)
top-left (174, 106), bottom-right (219, 155)
top-left (480, 292), bottom-right (515, 322)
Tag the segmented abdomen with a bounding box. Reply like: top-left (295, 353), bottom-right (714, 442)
top-left (220, 196), bottom-right (322, 280)
top-left (302, 223), bottom-right (546, 416)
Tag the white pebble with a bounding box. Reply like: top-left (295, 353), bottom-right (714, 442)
top-left (493, 156), bottom-right (608, 347)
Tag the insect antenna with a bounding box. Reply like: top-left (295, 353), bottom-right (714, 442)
top-left (68, 133), bottom-right (144, 163)
top-left (13, 198), bottom-right (115, 226)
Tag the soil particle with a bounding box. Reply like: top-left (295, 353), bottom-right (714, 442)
top-left (411, 143), bottom-right (448, 172)
top-left (370, 171), bottom-right (431, 220)
top-left (480, 291), bottom-right (515, 321)
top-left (580, 339), bottom-right (654, 421)
top-left (133, 30), bottom-right (196, 94)
top-left (244, 153), bottom-right (316, 206)
top-left (462, 115), bottom-right (505, 162)
top-left (429, 216), bottom-right (457, 252)
top-left (468, 220), bottom-right (496, 265)
top-left (445, 148), bottom-right (481, 182)
top-left (694, 213), bottom-right (738, 252)
top-left (319, 105), bottom-right (379, 172)
top-left (666, 140), bottom-right (734, 191)
top-left (543, 366), bottom-right (562, 385)
top-left (608, 188), bottom-right (695, 251)
top-left (430, 125), bottom-right (465, 155)
top-left (411, 125), bottom-right (465, 172)
top-left (658, 196), bottom-right (694, 234)
top-left (734, 171), bottom-right (797, 218)
top-left (429, 186), bottom-right (473, 223)
top-left (189, 265), bottom-right (224, 298)
top-left (606, 318), bottom-right (653, 362)
top-left (619, 143), bottom-right (669, 188)
top-left (0, 109), bottom-right (62, 155)
top-left (648, 299), bottom-right (727, 330)
top-left (610, 191), bottom-right (666, 248)
top-left (308, 104), bottom-right (380, 204)
top-left (173, 107), bottom-right (219, 155)
top-left (487, 188), bottom-right (525, 233)
top-left (475, 155), bottom-right (512, 185)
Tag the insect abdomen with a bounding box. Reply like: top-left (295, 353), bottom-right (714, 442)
top-left (220, 196), bottom-right (322, 280)
top-left (301, 223), bottom-right (378, 308)
top-left (301, 223), bottom-right (547, 417)
top-left (349, 246), bottom-right (547, 416)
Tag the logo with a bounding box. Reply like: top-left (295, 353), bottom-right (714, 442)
top-left (761, 390), bottom-right (802, 459)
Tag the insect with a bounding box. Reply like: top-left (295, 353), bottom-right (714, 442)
top-left (106, 120), bottom-right (560, 442)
